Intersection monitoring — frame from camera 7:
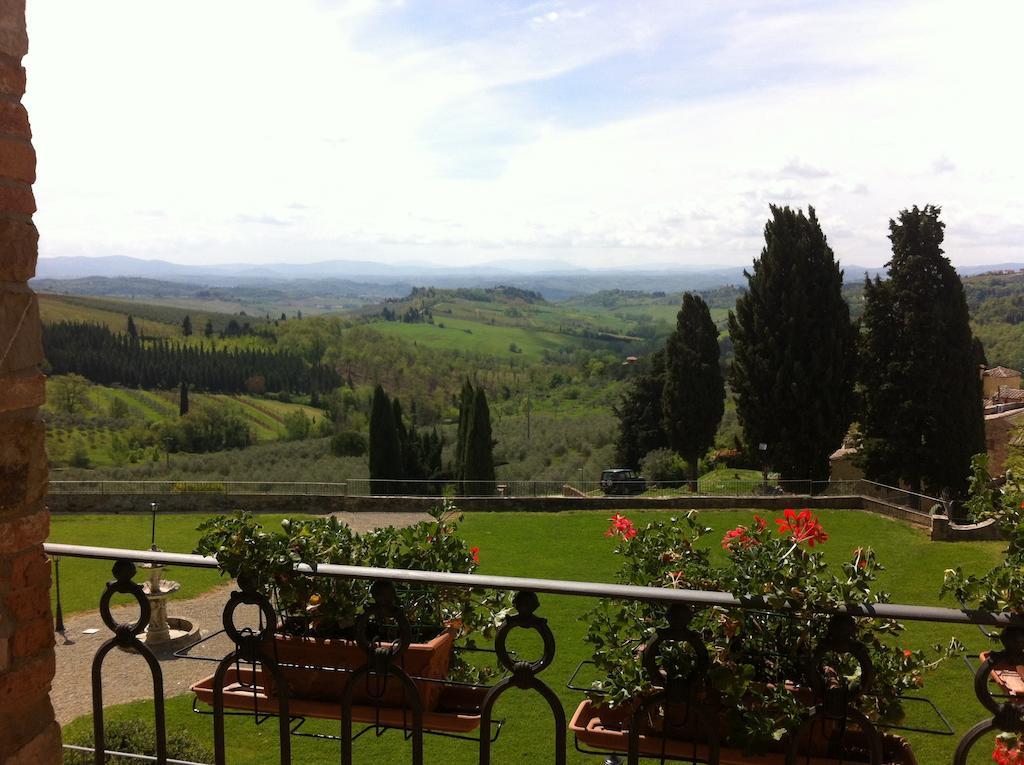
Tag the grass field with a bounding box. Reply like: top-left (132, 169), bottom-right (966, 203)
top-left (38, 293), bottom-right (180, 338)
top-left (55, 508), bottom-right (1006, 764)
top-left (45, 378), bottom-right (327, 468)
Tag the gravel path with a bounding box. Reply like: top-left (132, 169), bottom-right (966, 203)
top-left (52, 511), bottom-right (431, 725)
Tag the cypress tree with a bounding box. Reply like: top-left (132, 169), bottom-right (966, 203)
top-left (463, 386), bottom-right (495, 494)
top-left (368, 385), bottom-right (402, 494)
top-left (182, 315), bottom-right (193, 336)
top-left (614, 351), bottom-right (668, 469)
top-left (204, 319), bottom-right (214, 338)
top-left (455, 378), bottom-right (475, 481)
top-left (662, 293), bottom-right (725, 487)
top-left (858, 205), bottom-right (984, 494)
top-left (127, 315), bottom-right (138, 340)
top-left (179, 380), bottom-right (189, 416)
top-left (728, 205), bottom-right (856, 481)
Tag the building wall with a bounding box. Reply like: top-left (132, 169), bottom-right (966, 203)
top-left (984, 373), bottom-right (1022, 398)
top-left (985, 408), bottom-right (1024, 475)
top-left (0, 0), bottom-right (60, 761)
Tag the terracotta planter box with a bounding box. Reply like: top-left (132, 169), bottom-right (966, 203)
top-left (979, 650), bottom-right (1024, 697)
top-left (267, 629), bottom-right (455, 712)
top-left (191, 665), bottom-right (484, 734)
top-left (569, 700), bottom-right (916, 765)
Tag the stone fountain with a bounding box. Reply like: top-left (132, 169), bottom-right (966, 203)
top-left (138, 559), bottom-right (201, 654)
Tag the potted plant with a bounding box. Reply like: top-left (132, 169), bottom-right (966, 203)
top-left (193, 500), bottom-right (510, 714)
top-left (573, 510), bottom-right (944, 763)
top-left (941, 456), bottom-right (1024, 697)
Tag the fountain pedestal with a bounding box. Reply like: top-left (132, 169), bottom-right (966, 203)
top-left (139, 561), bottom-right (201, 654)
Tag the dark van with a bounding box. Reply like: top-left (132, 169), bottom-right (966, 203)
top-left (599, 468), bottom-right (647, 495)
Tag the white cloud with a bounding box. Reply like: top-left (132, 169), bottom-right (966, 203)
top-left (22, 0), bottom-right (1024, 269)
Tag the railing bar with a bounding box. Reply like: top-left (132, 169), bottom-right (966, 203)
top-left (61, 744), bottom-right (209, 765)
top-left (42, 542), bottom-right (1024, 626)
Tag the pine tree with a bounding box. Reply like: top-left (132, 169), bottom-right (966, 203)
top-left (662, 293), bottom-right (725, 486)
top-left (462, 386), bottom-right (495, 494)
top-left (368, 385), bottom-right (402, 494)
top-left (728, 205), bottom-right (856, 481)
top-left (182, 315), bottom-right (193, 336)
top-left (614, 351), bottom-right (668, 468)
top-left (179, 380), bottom-right (189, 416)
top-left (858, 205), bottom-right (984, 494)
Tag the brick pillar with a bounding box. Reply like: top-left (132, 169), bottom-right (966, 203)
top-left (0, 0), bottom-right (61, 762)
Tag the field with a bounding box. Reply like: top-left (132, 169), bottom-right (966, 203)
top-left (55, 508), bottom-right (1006, 764)
top-left (45, 377), bottom-right (327, 469)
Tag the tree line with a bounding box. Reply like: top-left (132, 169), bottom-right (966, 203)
top-left (616, 204), bottom-right (984, 495)
top-left (368, 379), bottom-right (496, 494)
top-left (43, 321), bottom-right (340, 394)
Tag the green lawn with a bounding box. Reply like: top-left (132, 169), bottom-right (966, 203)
top-left (55, 509), bottom-right (1007, 764)
top-left (48, 513), bottom-right (311, 616)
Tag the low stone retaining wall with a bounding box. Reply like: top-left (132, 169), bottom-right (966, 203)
top-left (930, 514), bottom-right (1004, 542)
top-left (50, 491), bottom-right (865, 515)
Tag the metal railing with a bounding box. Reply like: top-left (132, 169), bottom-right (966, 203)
top-left (43, 542), bottom-right (1024, 765)
top-left (47, 477), bottom-right (941, 506)
top-left (48, 481), bottom-right (349, 497)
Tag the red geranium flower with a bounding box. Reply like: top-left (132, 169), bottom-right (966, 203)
top-left (775, 509), bottom-right (828, 547)
top-left (470, 546), bottom-right (480, 564)
top-left (993, 737), bottom-right (1024, 765)
top-left (605, 514), bottom-right (637, 540)
top-left (722, 525), bottom-right (754, 549)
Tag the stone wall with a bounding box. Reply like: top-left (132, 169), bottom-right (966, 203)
top-left (49, 491), bottom-right (870, 517)
top-left (0, 0), bottom-right (60, 761)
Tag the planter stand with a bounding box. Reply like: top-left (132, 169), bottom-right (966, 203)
top-left (191, 666), bottom-right (496, 737)
top-left (569, 700), bottom-right (916, 765)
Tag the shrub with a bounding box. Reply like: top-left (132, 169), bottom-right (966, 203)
top-left (331, 430), bottom-right (367, 457)
top-left (281, 410), bottom-right (312, 441)
top-left (63, 719), bottom-right (212, 764)
top-left (640, 448), bottom-right (688, 484)
top-left (68, 438), bottom-right (91, 469)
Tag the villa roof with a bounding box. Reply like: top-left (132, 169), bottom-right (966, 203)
top-left (982, 365), bottom-right (1022, 378)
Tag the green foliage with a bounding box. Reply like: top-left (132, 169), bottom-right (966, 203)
top-left (614, 351), bottom-right (669, 469)
top-left (639, 448), bottom-right (689, 484)
top-left (194, 502), bottom-right (511, 666)
top-left (460, 383), bottom-right (496, 493)
top-left (50, 373), bottom-right (91, 415)
top-left (368, 385), bottom-right (403, 490)
top-left (44, 321), bottom-right (336, 394)
top-left (586, 510), bottom-right (954, 753)
top-left (160, 403), bottom-right (252, 453)
top-left (942, 454), bottom-right (1024, 612)
top-left (68, 436), bottom-right (91, 468)
top-left (281, 409), bottom-right (312, 441)
top-left (662, 293), bottom-right (725, 480)
top-left (857, 205), bottom-right (984, 494)
top-left (331, 430), bottom-right (367, 457)
top-left (63, 718), bottom-right (213, 764)
top-left (728, 205), bottom-right (856, 480)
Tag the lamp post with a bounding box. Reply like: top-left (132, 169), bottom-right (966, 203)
top-left (150, 502), bottom-right (158, 550)
top-left (758, 442), bottom-right (768, 494)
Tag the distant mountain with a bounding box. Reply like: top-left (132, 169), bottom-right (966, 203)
top-left (33, 256), bottom-right (1022, 301)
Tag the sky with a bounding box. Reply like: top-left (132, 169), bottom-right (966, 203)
top-left (23, 0), bottom-right (1024, 270)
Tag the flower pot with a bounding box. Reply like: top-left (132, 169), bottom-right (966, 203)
top-left (267, 629), bottom-right (455, 712)
top-left (979, 650), bottom-right (1024, 697)
top-left (191, 665), bottom-right (485, 733)
top-left (569, 700), bottom-right (917, 764)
